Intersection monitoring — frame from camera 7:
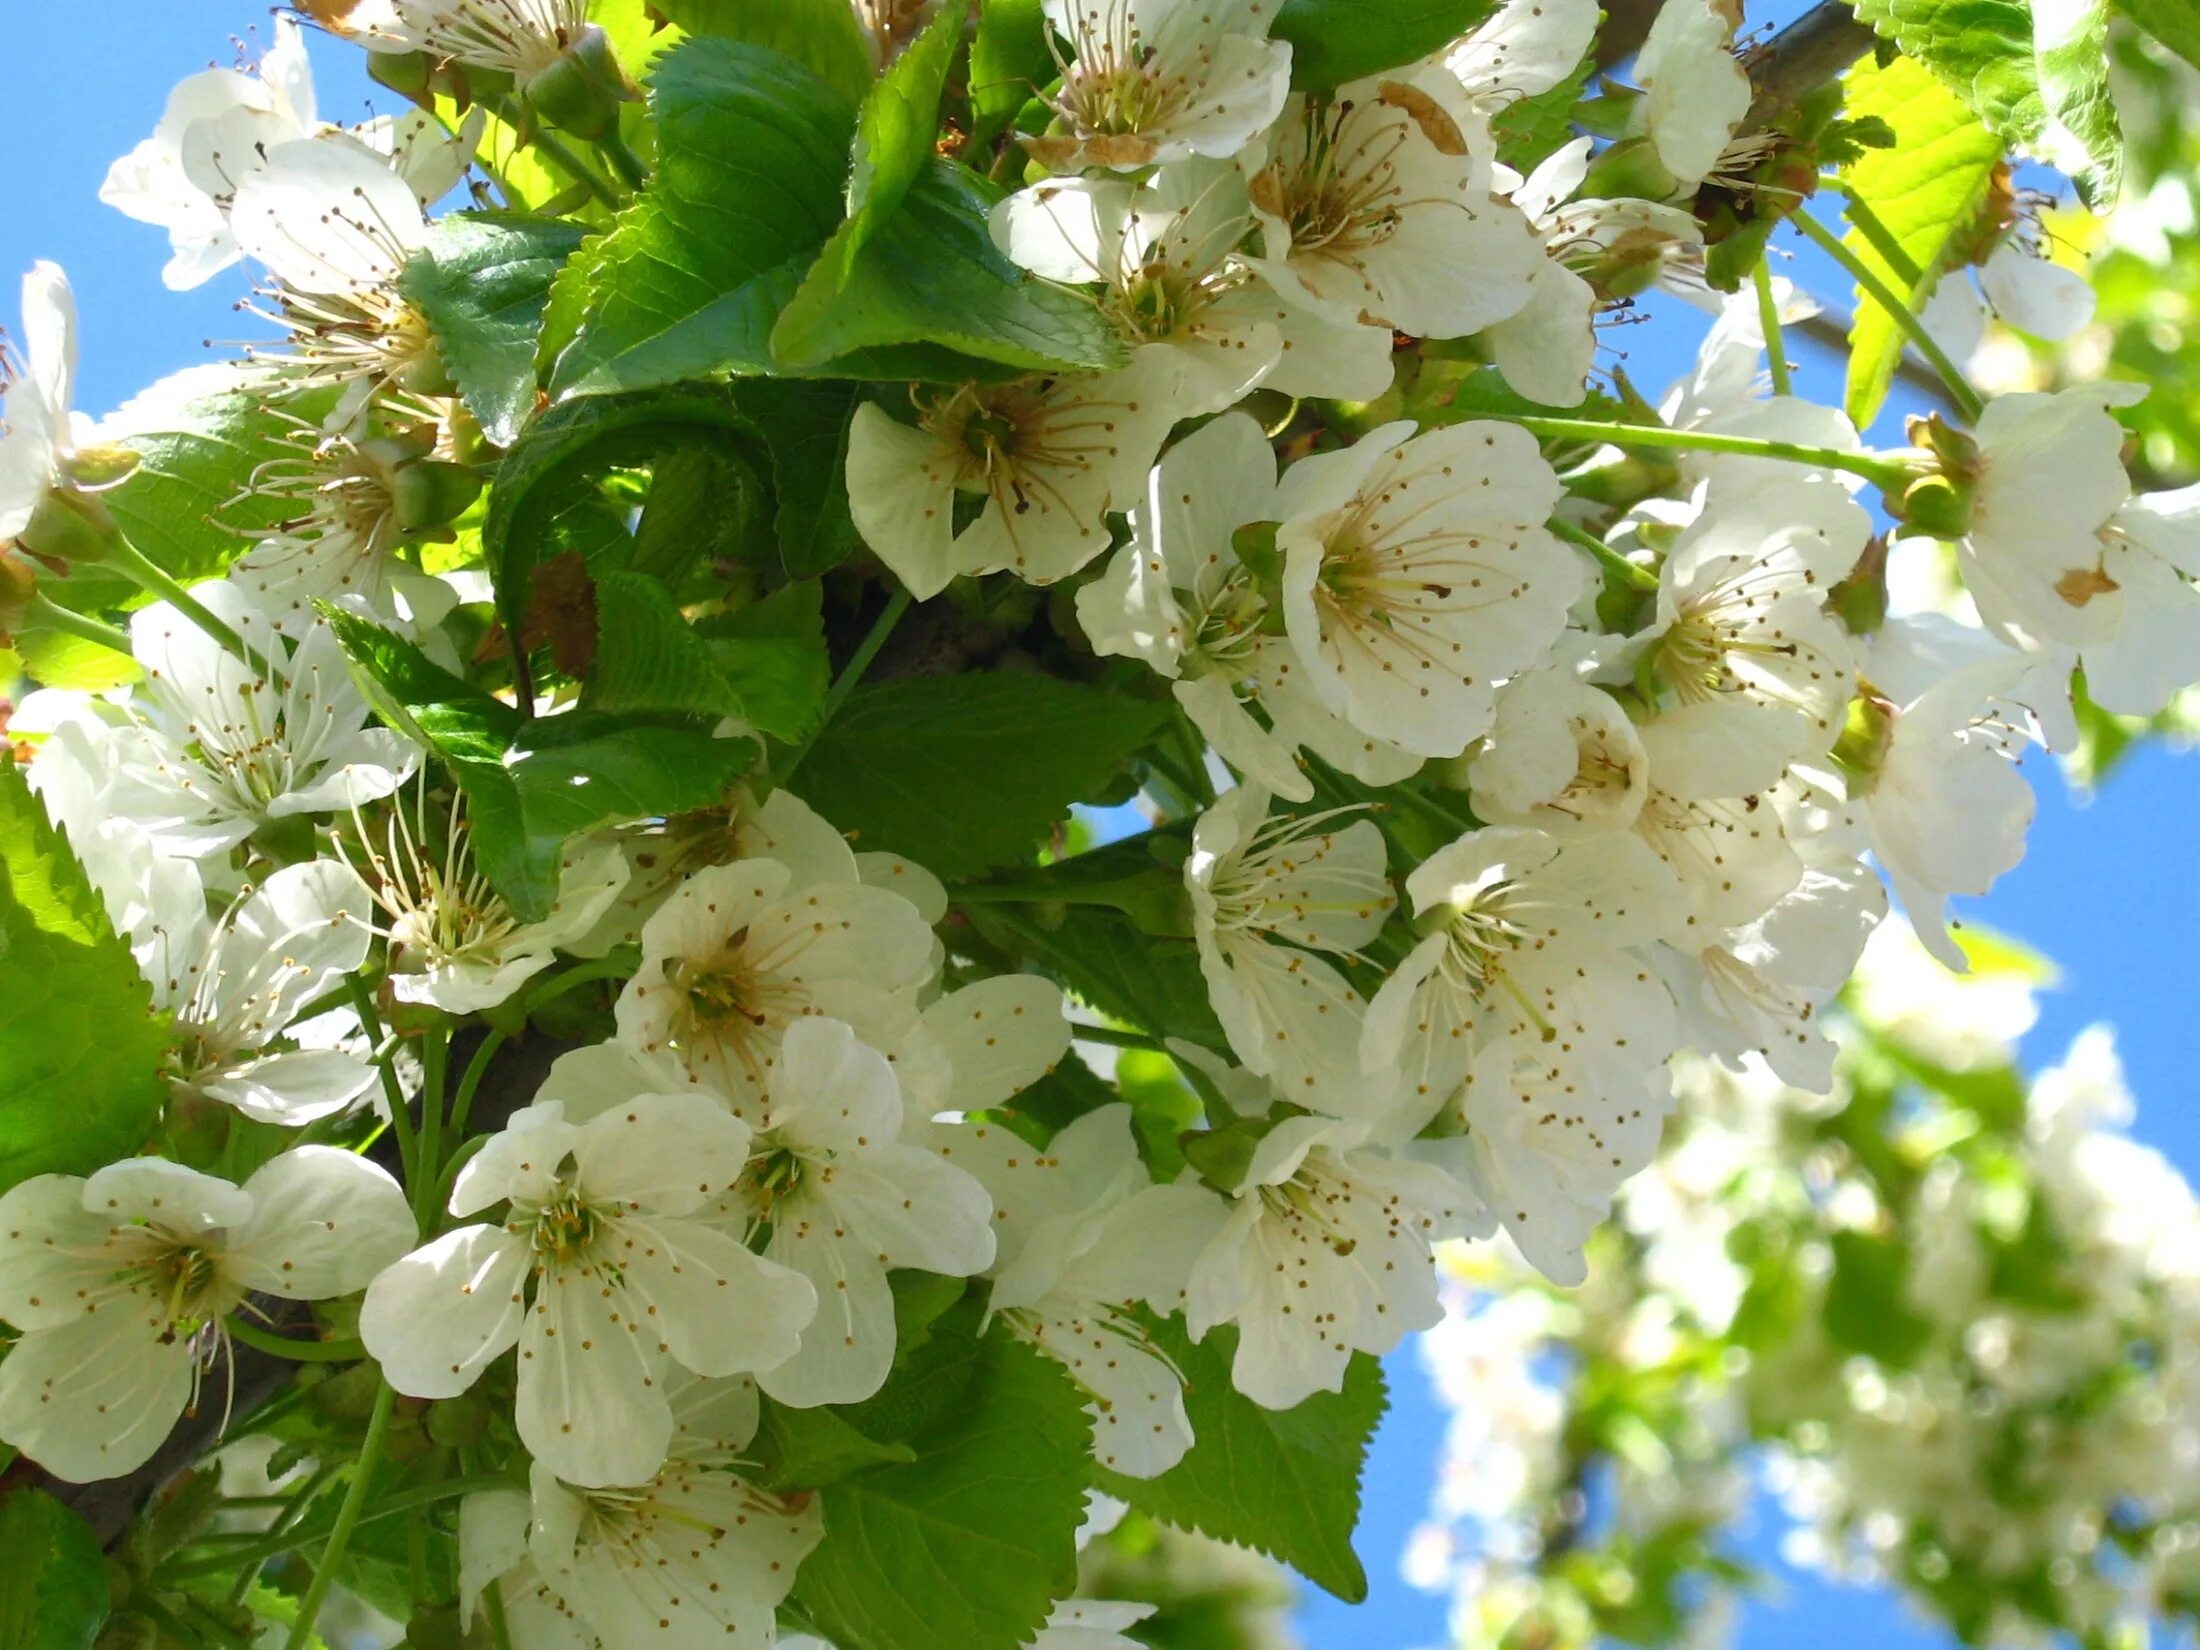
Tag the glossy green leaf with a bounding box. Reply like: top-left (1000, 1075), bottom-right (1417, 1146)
top-left (550, 38), bottom-right (857, 396)
top-left (1837, 56), bottom-right (2006, 427)
top-left (401, 213), bottom-right (589, 445)
top-left (1096, 1317), bottom-right (1385, 1602)
top-left (968, 0), bottom-right (1051, 144)
top-left (794, 1326), bottom-right (1092, 1650)
top-left (772, 158), bottom-right (1126, 373)
top-left (0, 764), bottom-right (169, 1195)
top-left (649, 0), bottom-right (874, 102)
top-left (699, 580), bottom-right (832, 742)
top-left (2034, 0), bottom-right (2123, 205)
top-left (2116, 0), bottom-right (2200, 68)
top-left (328, 611), bottom-right (753, 921)
top-left (726, 380), bottom-right (863, 577)
top-left (0, 1488), bottom-right (110, 1650)
top-left (1273, 0), bottom-right (1495, 89)
top-left (786, 673), bottom-right (1169, 877)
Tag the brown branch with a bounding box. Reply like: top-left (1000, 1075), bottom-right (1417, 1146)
top-left (1740, 0), bottom-right (1879, 133)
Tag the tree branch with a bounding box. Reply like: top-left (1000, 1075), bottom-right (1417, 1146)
top-left (1739, 0), bottom-right (1879, 133)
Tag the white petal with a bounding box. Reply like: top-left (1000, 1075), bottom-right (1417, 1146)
top-left (360, 1225), bottom-right (530, 1399)
top-left (517, 1263), bottom-right (670, 1488)
top-left (230, 1146), bottom-right (415, 1298)
top-left (572, 1092), bottom-right (752, 1216)
top-left (614, 1216), bottom-right (817, 1377)
top-left (0, 1308), bottom-right (192, 1483)
top-left (920, 975), bottom-right (1072, 1112)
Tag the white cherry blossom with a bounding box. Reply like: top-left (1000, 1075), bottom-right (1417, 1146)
top-left (1631, 0), bottom-right (1751, 191)
top-left (616, 857), bottom-right (936, 1116)
top-left (937, 1105), bottom-right (1224, 1475)
top-left (333, 0), bottom-right (593, 82)
top-left (1076, 412), bottom-right (1424, 800)
top-left (361, 1092), bottom-right (814, 1488)
top-left (1244, 73), bottom-right (1543, 340)
top-left (1468, 665), bottom-right (1649, 838)
top-left (0, 1150), bottom-right (412, 1482)
top-left (1363, 824), bottom-right (1684, 1115)
top-left (847, 350), bottom-right (1182, 598)
top-left (1442, 0), bottom-right (1602, 119)
top-left (1186, 785), bottom-right (1396, 1113)
top-left (460, 1372), bottom-right (820, 1650)
top-left (992, 160), bottom-right (1396, 414)
top-left (1185, 1113), bottom-right (1476, 1407)
top-left (120, 584), bottom-right (416, 858)
top-left (146, 858), bottom-right (380, 1126)
top-left (713, 1017), bottom-right (995, 1407)
top-left (1031, 0), bottom-right (1294, 172)
top-left (1278, 420), bottom-right (1580, 758)
top-left (0, 262), bottom-right (82, 544)
top-left (1631, 477), bottom-right (1867, 797)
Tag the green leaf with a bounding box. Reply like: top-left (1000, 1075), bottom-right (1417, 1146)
top-left (0, 1488), bottom-right (110, 1650)
top-left (401, 213), bottom-right (589, 446)
top-left (1850, 0), bottom-right (2120, 200)
top-left (586, 570), bottom-right (742, 717)
top-left (785, 674), bottom-right (1169, 878)
top-left (750, 1401), bottom-right (918, 1492)
top-left (1850, 0), bottom-right (2045, 141)
top-left (328, 612), bottom-right (753, 920)
top-left (794, 1325), bottom-right (1093, 1650)
top-left (726, 380), bottom-right (863, 578)
top-left (550, 38), bottom-right (857, 396)
top-left (482, 386), bottom-right (757, 640)
top-left (969, 0), bottom-right (1051, 144)
top-left (49, 378), bottom-right (335, 616)
top-left (1097, 1317), bottom-right (1385, 1602)
top-left (772, 158), bottom-right (1126, 373)
top-left (1490, 54), bottom-right (1594, 173)
top-left (699, 581), bottom-right (832, 742)
top-left (0, 764), bottom-right (169, 1196)
top-left (2116, 0), bottom-right (2200, 69)
top-left (994, 904), bottom-right (1227, 1052)
top-left (845, 0), bottom-right (967, 254)
top-left (650, 0), bottom-right (874, 102)
top-left (1837, 56), bottom-right (2005, 427)
top-left (2033, 0), bottom-right (2122, 205)
top-left (1272, 0), bottom-right (1495, 89)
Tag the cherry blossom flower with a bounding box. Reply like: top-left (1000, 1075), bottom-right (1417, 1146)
top-left (1278, 420), bottom-right (1580, 759)
top-left (1186, 785), bottom-right (1396, 1113)
top-left (0, 1150), bottom-right (412, 1482)
top-left (846, 351), bottom-right (1183, 598)
top-left (362, 1092), bottom-right (815, 1487)
top-left (1030, 0), bottom-right (1294, 172)
top-left (714, 1017), bottom-right (995, 1407)
top-left (0, 263), bottom-right (83, 545)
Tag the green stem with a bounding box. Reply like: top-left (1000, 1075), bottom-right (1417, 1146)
top-left (1547, 515), bottom-right (1660, 593)
top-left (22, 593), bottom-right (131, 655)
top-left (349, 980), bottom-right (417, 1208)
top-left (489, 96), bottom-right (618, 206)
top-left (228, 1320), bottom-right (368, 1364)
top-left (598, 125), bottom-right (651, 191)
top-left (780, 587), bottom-right (913, 782)
top-left (1482, 411), bottom-right (1916, 490)
top-left (414, 1025), bottom-right (450, 1229)
top-left (104, 536), bottom-right (252, 664)
top-left (168, 1475), bottom-right (496, 1582)
top-left (283, 1383), bottom-right (397, 1650)
top-left (1790, 208), bottom-right (1985, 421)
top-left (1753, 258), bottom-right (1794, 397)
top-left (485, 1579), bottom-right (516, 1650)
top-left (448, 1028), bottom-right (510, 1141)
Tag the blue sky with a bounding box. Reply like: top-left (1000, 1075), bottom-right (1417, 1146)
top-left (6, 9), bottom-right (2196, 1650)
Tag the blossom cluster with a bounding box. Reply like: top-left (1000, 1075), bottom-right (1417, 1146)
top-left (1409, 924), bottom-right (2200, 1649)
top-left (0, 0), bottom-right (2194, 1645)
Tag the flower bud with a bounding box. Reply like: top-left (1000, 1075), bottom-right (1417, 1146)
top-left (524, 24), bottom-right (638, 142)
top-left (1891, 473), bottom-right (1976, 540)
top-left (15, 489), bottom-right (118, 565)
top-left (391, 458), bottom-right (484, 533)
